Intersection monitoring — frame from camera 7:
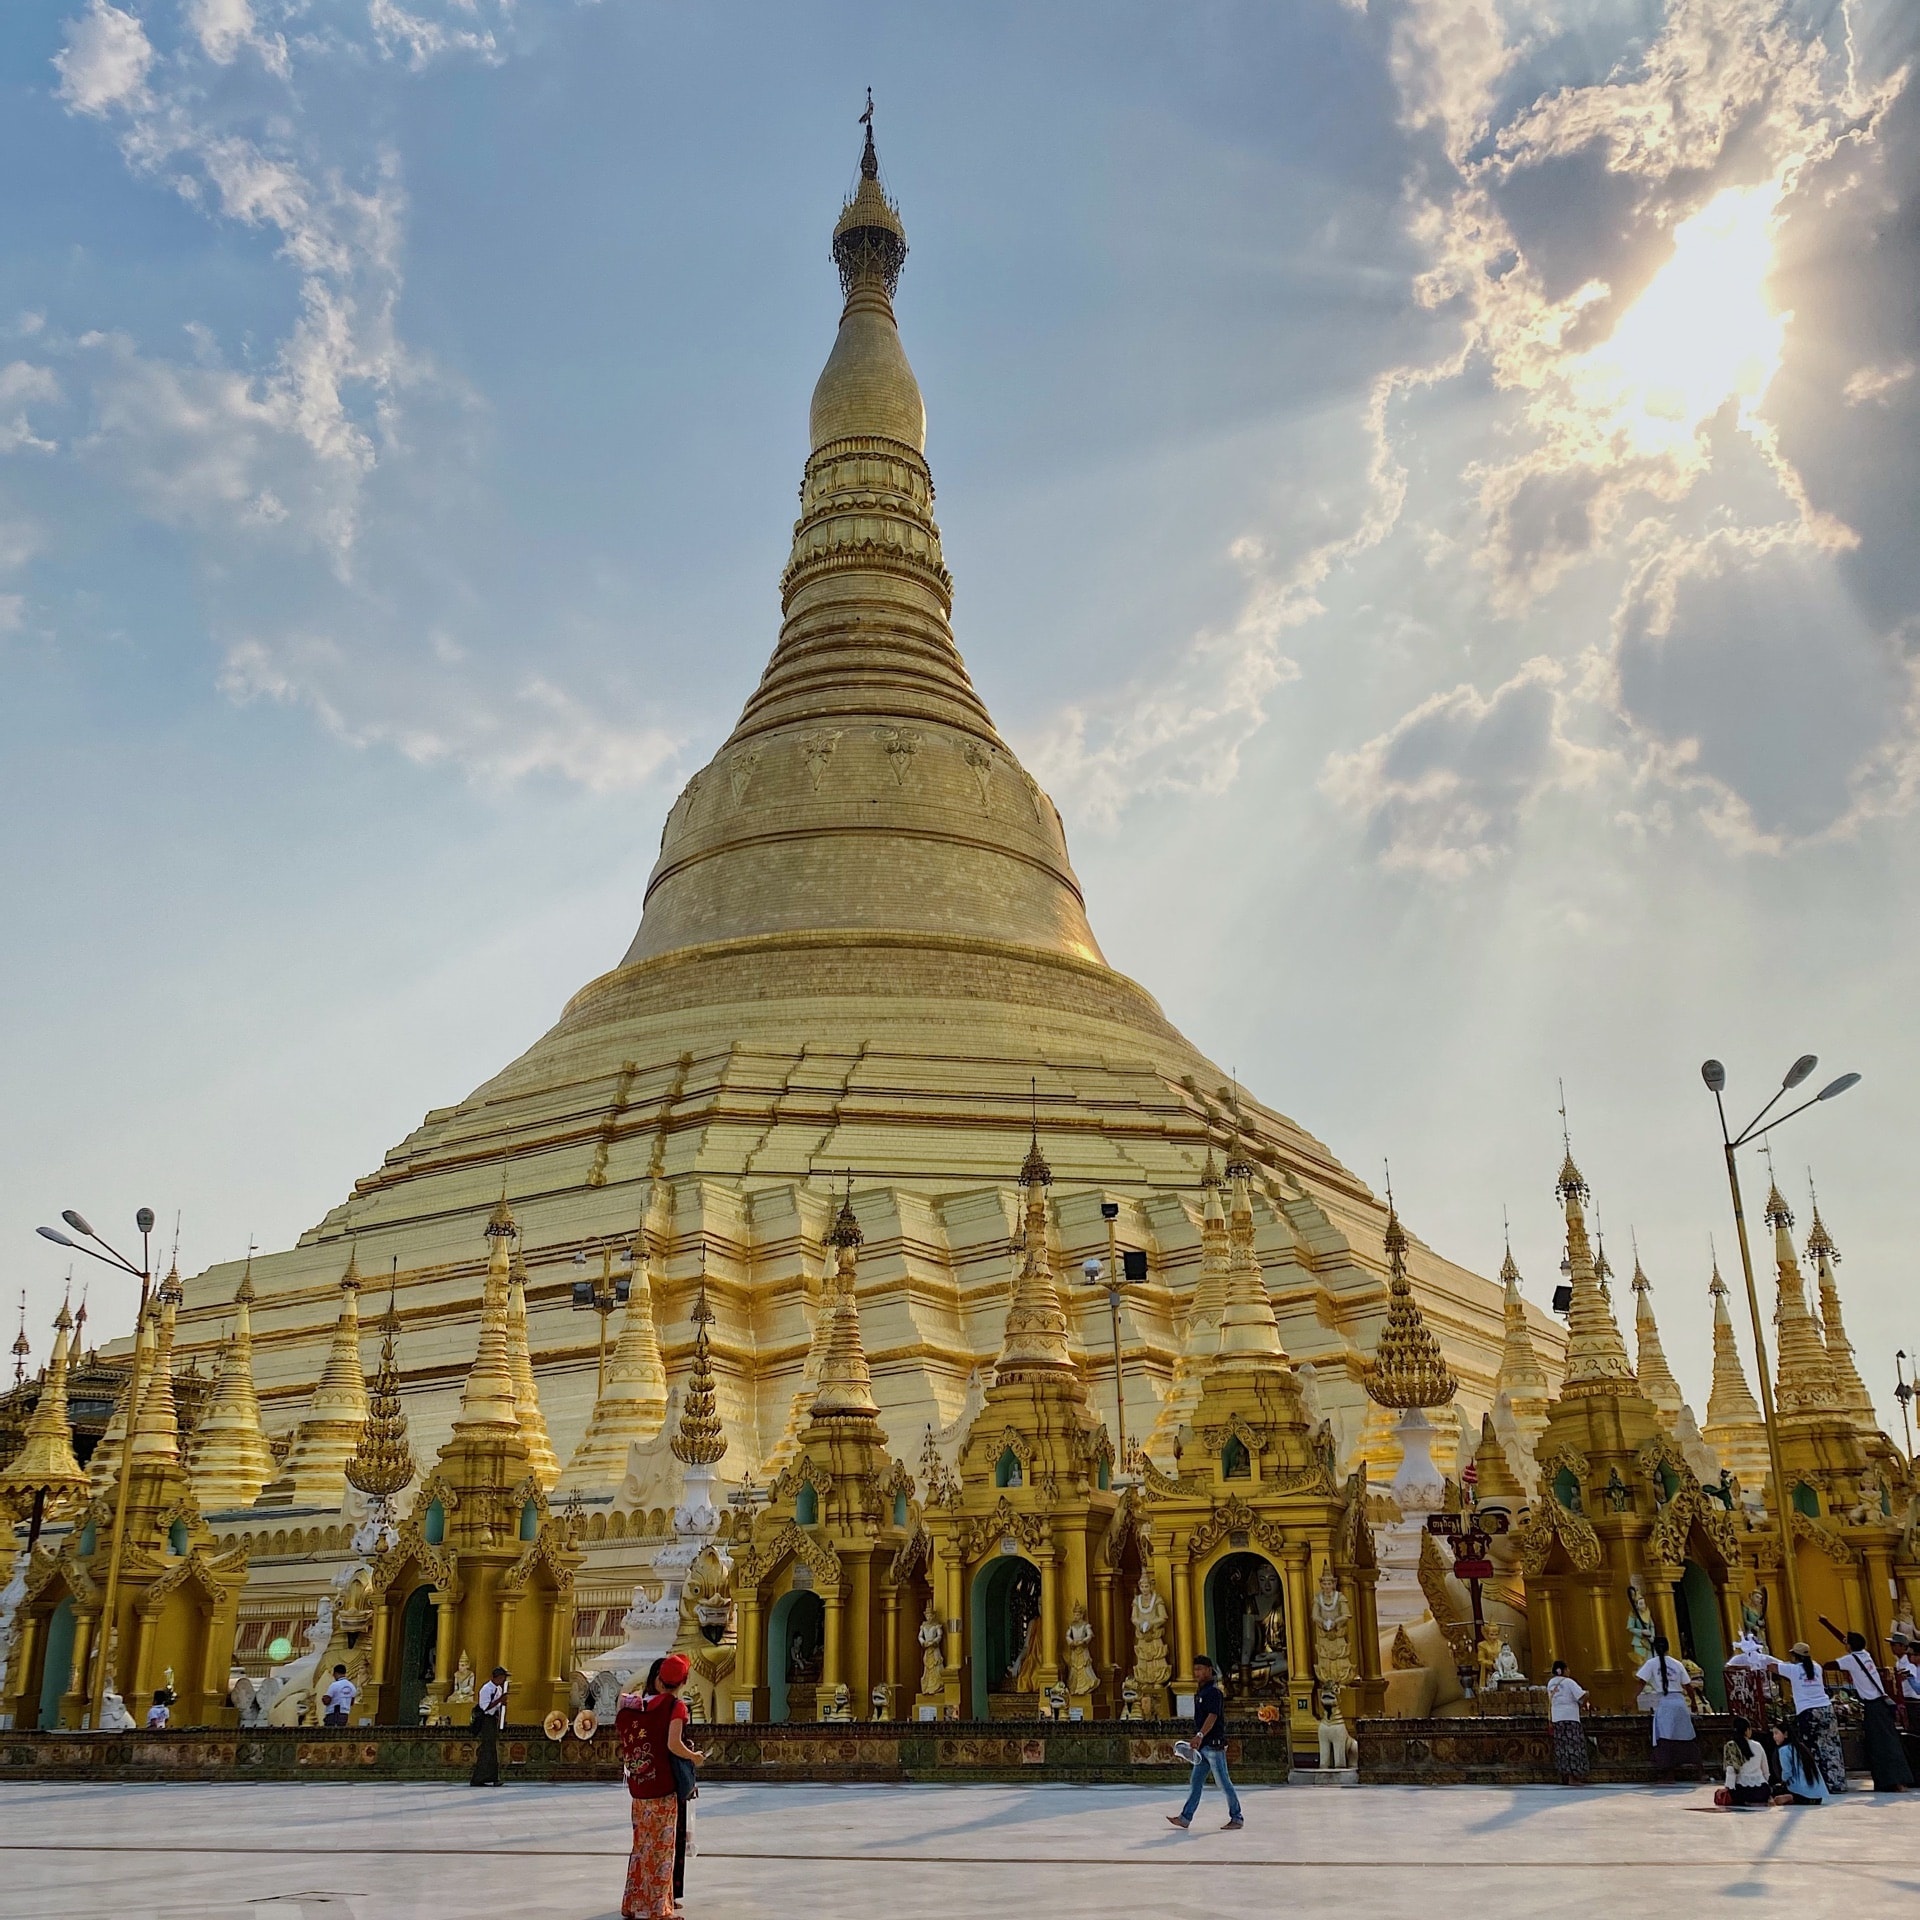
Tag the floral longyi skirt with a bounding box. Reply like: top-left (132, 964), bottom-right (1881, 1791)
top-left (623, 1793), bottom-right (680, 1920)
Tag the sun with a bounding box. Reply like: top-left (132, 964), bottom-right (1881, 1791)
top-left (1569, 181), bottom-right (1790, 459)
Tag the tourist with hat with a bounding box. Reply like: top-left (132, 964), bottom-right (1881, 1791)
top-left (1835, 1631), bottom-right (1911, 1792)
top-left (1770, 1643), bottom-right (1847, 1793)
top-left (616, 1650), bottom-right (704, 1919)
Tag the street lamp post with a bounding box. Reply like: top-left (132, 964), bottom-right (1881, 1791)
top-left (35, 1206), bottom-right (157, 1728)
top-left (570, 1245), bottom-right (631, 1400)
top-left (1083, 1203), bottom-right (1148, 1485)
top-left (1701, 1055), bottom-right (1859, 1652)
top-left (1896, 1352), bottom-right (1914, 1470)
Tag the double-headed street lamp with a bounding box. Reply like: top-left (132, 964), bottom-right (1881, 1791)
top-left (1701, 1054), bottom-right (1859, 1650)
top-left (35, 1205), bottom-right (157, 1727)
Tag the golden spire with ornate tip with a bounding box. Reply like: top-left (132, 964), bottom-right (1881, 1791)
top-left (259, 1247), bottom-right (370, 1506)
top-left (188, 1253), bottom-right (278, 1510)
top-left (9, 1299), bottom-right (27, 1388)
top-left (0, 1296), bottom-right (89, 1509)
top-left (1764, 1181), bottom-right (1838, 1418)
top-left (452, 1188), bottom-right (524, 1435)
top-left (1804, 1183), bottom-right (1875, 1432)
top-left (506, 1245), bottom-right (560, 1488)
top-left (129, 1299), bottom-right (181, 1464)
top-left (995, 1124), bottom-right (1075, 1378)
top-left (1493, 1228), bottom-right (1553, 1418)
top-left (1471, 1408), bottom-right (1526, 1511)
top-left (1630, 1243), bottom-right (1686, 1431)
top-left (810, 1178), bottom-right (881, 1418)
top-left (1364, 1184), bottom-right (1456, 1409)
top-left (1186, 1148), bottom-right (1230, 1349)
top-left (1554, 1137), bottom-right (1636, 1397)
top-left (670, 1282), bottom-right (728, 1468)
top-left (558, 1193), bottom-right (672, 1492)
top-left (1701, 1247), bottom-right (1770, 1493)
top-left (345, 1277), bottom-right (415, 1503)
top-left (1214, 1138), bottom-right (1289, 1364)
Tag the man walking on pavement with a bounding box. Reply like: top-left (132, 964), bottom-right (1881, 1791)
top-left (1168, 1654), bottom-right (1244, 1831)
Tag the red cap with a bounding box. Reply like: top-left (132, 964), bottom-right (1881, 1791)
top-left (658, 1652), bottom-right (691, 1688)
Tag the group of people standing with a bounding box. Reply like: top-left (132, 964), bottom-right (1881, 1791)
top-left (1546, 1622), bottom-right (1920, 1801)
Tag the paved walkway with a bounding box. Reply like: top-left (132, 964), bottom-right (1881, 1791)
top-left (2, 1778), bottom-right (1917, 1918)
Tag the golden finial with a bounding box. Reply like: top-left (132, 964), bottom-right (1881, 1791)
top-left (670, 1282), bottom-right (728, 1467)
top-left (236, 1243), bottom-right (257, 1306)
top-left (834, 90), bottom-right (906, 299)
top-left (487, 1171), bottom-right (517, 1239)
top-left (1803, 1170), bottom-right (1835, 1259)
top-left (1363, 1168), bottom-right (1456, 1409)
top-left (345, 1266), bottom-right (415, 1502)
top-left (1554, 1081), bottom-right (1587, 1199)
top-left (10, 1292), bottom-right (27, 1386)
top-left (1019, 1082), bottom-right (1052, 1189)
top-left (829, 1172), bottom-right (863, 1250)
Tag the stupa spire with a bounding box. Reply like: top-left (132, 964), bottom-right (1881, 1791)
top-left (189, 1253), bottom-right (278, 1510)
top-left (558, 1195), bottom-right (672, 1492)
top-left (1363, 1184), bottom-right (1455, 1409)
top-left (129, 1300), bottom-right (180, 1464)
top-left (810, 1179), bottom-right (880, 1419)
top-left (617, 108), bottom-right (1104, 974)
top-left (506, 1244), bottom-right (560, 1488)
top-left (1212, 1138), bottom-right (1289, 1364)
top-left (1701, 1247), bottom-right (1770, 1493)
top-left (1765, 1181), bottom-right (1838, 1418)
top-left (259, 1248), bottom-right (370, 1507)
top-left (1804, 1183), bottom-right (1876, 1432)
top-left (0, 1295), bottom-right (89, 1510)
top-left (1554, 1139), bottom-right (1636, 1396)
top-left (453, 1190), bottom-right (523, 1435)
top-left (1629, 1243), bottom-right (1686, 1431)
top-left (995, 1125), bottom-right (1075, 1378)
top-left (1186, 1148), bottom-right (1230, 1350)
top-left (1493, 1227), bottom-right (1553, 1416)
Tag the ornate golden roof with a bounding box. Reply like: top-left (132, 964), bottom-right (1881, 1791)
top-left (670, 1283), bottom-right (728, 1467)
top-left (0, 1298), bottom-right (88, 1504)
top-left (345, 1288), bottom-right (415, 1502)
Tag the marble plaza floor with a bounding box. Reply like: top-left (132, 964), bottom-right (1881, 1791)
top-left (3, 1777), bottom-right (1918, 1919)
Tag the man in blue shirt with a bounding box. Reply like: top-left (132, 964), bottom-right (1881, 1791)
top-left (1167, 1655), bottom-right (1244, 1830)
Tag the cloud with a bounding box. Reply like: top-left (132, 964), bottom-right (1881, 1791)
top-left (53, 1), bottom-right (152, 117)
top-left (367, 0), bottom-right (508, 71)
top-left (219, 637), bottom-right (681, 793)
top-left (1843, 361), bottom-right (1916, 406)
top-left (1321, 655), bottom-right (1604, 876)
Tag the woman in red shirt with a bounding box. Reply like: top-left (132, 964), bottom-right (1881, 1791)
top-left (616, 1652), bottom-right (703, 1919)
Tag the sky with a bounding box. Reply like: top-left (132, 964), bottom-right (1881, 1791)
top-left (2, 0), bottom-right (1917, 1439)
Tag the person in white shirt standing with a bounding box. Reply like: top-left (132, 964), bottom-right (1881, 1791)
top-left (1635, 1635), bottom-right (1700, 1781)
top-left (1891, 1630), bottom-right (1920, 1777)
top-left (321, 1664), bottom-right (359, 1728)
top-left (470, 1667), bottom-right (509, 1787)
top-left (1545, 1661), bottom-right (1590, 1785)
top-left (1770, 1642), bottom-right (1847, 1793)
top-left (1835, 1630), bottom-right (1912, 1792)
top-left (144, 1691), bottom-right (171, 1731)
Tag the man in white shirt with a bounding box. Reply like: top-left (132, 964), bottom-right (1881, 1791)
top-left (145, 1693), bottom-right (171, 1731)
top-left (321, 1664), bottom-right (359, 1727)
top-left (1837, 1630), bottom-right (1912, 1792)
top-left (470, 1667), bottom-right (509, 1787)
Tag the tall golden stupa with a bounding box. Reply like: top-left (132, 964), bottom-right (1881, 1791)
top-left (162, 117), bottom-right (1558, 1554)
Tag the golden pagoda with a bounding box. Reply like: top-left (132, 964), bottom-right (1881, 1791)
top-left (1517, 1145), bottom-right (1738, 1711)
top-left (0, 1299), bottom-right (90, 1534)
top-left (1701, 1252), bottom-right (1769, 1497)
top-left (3, 1300), bottom-right (247, 1730)
top-left (728, 1184), bottom-right (912, 1720)
top-left (1803, 1191), bottom-right (1877, 1438)
top-left (556, 1193), bottom-right (670, 1495)
top-left (187, 1258), bottom-right (278, 1512)
top-left (362, 1196), bottom-right (581, 1724)
top-left (256, 1251), bottom-right (368, 1509)
top-left (104, 115), bottom-right (1556, 1732)
top-left (1628, 1249), bottom-right (1687, 1434)
top-left (1490, 1235), bottom-right (1552, 1487)
top-left (506, 1246), bottom-right (560, 1490)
